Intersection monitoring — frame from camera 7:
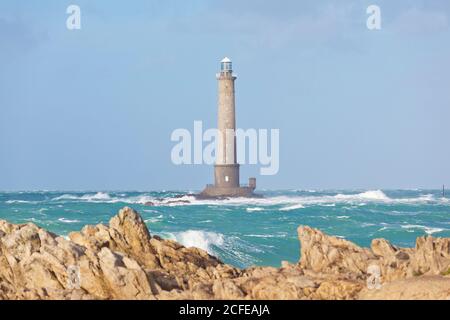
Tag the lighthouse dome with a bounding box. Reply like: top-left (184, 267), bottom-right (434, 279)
top-left (220, 57), bottom-right (232, 72)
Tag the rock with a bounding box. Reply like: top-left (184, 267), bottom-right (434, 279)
top-left (108, 207), bottom-right (160, 268)
top-left (0, 207), bottom-right (227, 300)
top-left (212, 280), bottom-right (245, 299)
top-left (359, 276), bottom-right (450, 300)
top-left (297, 225), bottom-right (450, 284)
top-left (395, 251), bottom-right (410, 260)
top-left (96, 247), bottom-right (154, 299)
top-left (410, 236), bottom-right (450, 276)
top-left (371, 238), bottom-right (398, 257)
top-left (1, 207), bottom-right (450, 300)
top-left (297, 226), bottom-right (375, 278)
top-left (310, 280), bottom-right (363, 300)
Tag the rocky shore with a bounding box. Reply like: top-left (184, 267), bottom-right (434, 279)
top-left (0, 207), bottom-right (449, 300)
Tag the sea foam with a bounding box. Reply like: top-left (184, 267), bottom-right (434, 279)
top-left (401, 224), bottom-right (444, 235)
top-left (334, 190), bottom-right (390, 201)
top-left (175, 230), bottom-right (225, 254)
top-left (52, 192), bottom-right (111, 202)
top-left (46, 190), bottom-right (446, 208)
top-left (279, 204), bottom-right (305, 211)
top-left (58, 218), bottom-right (81, 223)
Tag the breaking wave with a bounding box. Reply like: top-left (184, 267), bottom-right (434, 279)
top-left (45, 190), bottom-right (446, 209)
top-left (52, 192), bottom-right (111, 202)
top-left (401, 224), bottom-right (445, 235)
top-left (174, 230), bottom-right (224, 254)
top-left (335, 190), bottom-right (390, 201)
top-left (168, 190), bottom-right (439, 208)
top-left (160, 230), bottom-right (261, 267)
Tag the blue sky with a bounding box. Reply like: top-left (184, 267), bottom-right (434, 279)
top-left (1, 0), bottom-right (449, 190)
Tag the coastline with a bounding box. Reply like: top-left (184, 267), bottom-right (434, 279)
top-left (0, 206), bottom-right (449, 300)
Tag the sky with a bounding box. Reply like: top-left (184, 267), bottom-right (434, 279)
top-left (1, 0), bottom-right (449, 191)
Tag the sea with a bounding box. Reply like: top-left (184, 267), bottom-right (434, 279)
top-left (0, 189), bottom-right (449, 268)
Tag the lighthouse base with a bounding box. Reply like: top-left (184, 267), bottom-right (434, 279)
top-left (197, 185), bottom-right (259, 199)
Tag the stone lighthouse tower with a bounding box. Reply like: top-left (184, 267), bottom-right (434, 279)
top-left (199, 57), bottom-right (256, 198)
top-left (215, 57), bottom-right (239, 188)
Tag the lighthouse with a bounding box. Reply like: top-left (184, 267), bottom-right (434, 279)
top-left (199, 57), bottom-right (257, 198)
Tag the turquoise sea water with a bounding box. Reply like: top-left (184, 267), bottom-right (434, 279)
top-left (0, 190), bottom-right (449, 268)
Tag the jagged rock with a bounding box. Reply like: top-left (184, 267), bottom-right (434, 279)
top-left (0, 207), bottom-right (222, 299)
top-left (297, 226), bottom-right (376, 278)
top-left (411, 236), bottom-right (450, 275)
top-left (371, 238), bottom-right (398, 257)
top-left (96, 247), bottom-right (154, 299)
top-left (69, 207), bottom-right (161, 269)
top-left (297, 225), bottom-right (450, 285)
top-left (0, 207), bottom-right (449, 300)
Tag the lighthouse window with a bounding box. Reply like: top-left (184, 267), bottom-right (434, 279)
top-left (225, 176), bottom-right (229, 182)
top-left (221, 62), bottom-right (232, 71)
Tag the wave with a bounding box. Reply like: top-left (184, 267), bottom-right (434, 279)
top-left (401, 224), bottom-right (445, 235)
top-left (42, 190), bottom-right (448, 208)
top-left (171, 190), bottom-right (395, 208)
top-left (50, 192), bottom-right (196, 206)
top-left (334, 190), bottom-right (390, 201)
top-left (52, 192), bottom-right (111, 202)
top-left (162, 230), bottom-right (261, 267)
top-left (279, 204), bottom-right (305, 211)
top-left (361, 222), bottom-right (376, 227)
top-left (58, 218), bottom-right (81, 223)
top-left (245, 233), bottom-right (286, 238)
top-left (174, 230), bottom-right (224, 254)
top-left (5, 200), bottom-right (36, 204)
top-left (142, 209), bottom-right (160, 214)
top-left (164, 191), bottom-right (437, 207)
top-left (246, 207), bottom-right (264, 212)
top-left (144, 215), bottom-right (164, 223)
